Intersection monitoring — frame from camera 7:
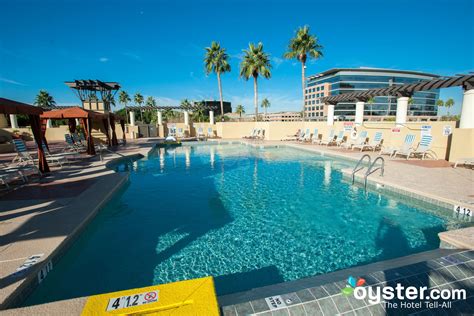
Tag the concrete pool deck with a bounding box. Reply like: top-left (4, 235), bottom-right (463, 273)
top-left (0, 138), bottom-right (473, 314)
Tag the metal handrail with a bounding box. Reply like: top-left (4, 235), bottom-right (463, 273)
top-left (352, 154), bottom-right (372, 184)
top-left (364, 156), bottom-right (385, 189)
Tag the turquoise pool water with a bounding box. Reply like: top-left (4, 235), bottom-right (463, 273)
top-left (25, 143), bottom-right (453, 305)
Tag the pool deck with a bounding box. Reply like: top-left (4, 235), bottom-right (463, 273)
top-left (0, 138), bottom-right (473, 314)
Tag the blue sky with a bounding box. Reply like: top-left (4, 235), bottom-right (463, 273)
top-left (0, 0), bottom-right (472, 115)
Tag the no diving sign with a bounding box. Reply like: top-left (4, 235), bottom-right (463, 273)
top-left (265, 295), bottom-right (286, 310)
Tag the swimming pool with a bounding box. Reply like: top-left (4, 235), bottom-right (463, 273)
top-left (25, 143), bottom-right (455, 305)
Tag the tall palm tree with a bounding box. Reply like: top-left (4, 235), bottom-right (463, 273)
top-left (34, 90), bottom-right (56, 108)
top-left (134, 93), bottom-right (144, 122)
top-left (436, 99), bottom-right (444, 108)
top-left (204, 42), bottom-right (231, 121)
top-left (235, 104), bottom-right (245, 121)
top-left (261, 98), bottom-right (270, 118)
top-left (240, 42), bottom-right (272, 121)
top-left (284, 26), bottom-right (323, 120)
top-left (118, 91), bottom-right (131, 124)
top-left (445, 98), bottom-right (454, 116)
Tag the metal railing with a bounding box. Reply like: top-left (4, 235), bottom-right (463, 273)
top-left (364, 156), bottom-right (385, 190)
top-left (352, 154), bottom-right (371, 184)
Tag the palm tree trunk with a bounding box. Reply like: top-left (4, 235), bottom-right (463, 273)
top-left (301, 61), bottom-right (306, 122)
top-left (253, 76), bottom-right (258, 122)
top-left (217, 71), bottom-right (224, 121)
top-left (125, 105), bottom-right (129, 125)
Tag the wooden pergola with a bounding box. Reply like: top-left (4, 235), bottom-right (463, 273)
top-left (0, 98), bottom-right (49, 172)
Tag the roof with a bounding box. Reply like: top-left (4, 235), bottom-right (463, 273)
top-left (307, 67), bottom-right (440, 80)
top-left (40, 107), bottom-right (107, 120)
top-left (65, 80), bottom-right (120, 91)
top-left (323, 74), bottom-right (474, 104)
top-left (0, 98), bottom-right (43, 115)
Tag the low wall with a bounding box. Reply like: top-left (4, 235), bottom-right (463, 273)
top-left (215, 121), bottom-right (458, 160)
top-left (448, 128), bottom-right (474, 162)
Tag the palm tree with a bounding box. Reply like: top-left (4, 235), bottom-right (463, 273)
top-left (436, 99), bottom-right (444, 108)
top-left (367, 97), bottom-right (375, 116)
top-left (118, 91), bottom-right (131, 124)
top-left (204, 42), bottom-right (231, 121)
top-left (261, 98), bottom-right (270, 119)
top-left (180, 99), bottom-right (192, 111)
top-left (134, 93), bottom-right (144, 122)
top-left (163, 108), bottom-right (175, 121)
top-left (146, 96), bottom-right (156, 107)
top-left (193, 101), bottom-right (206, 122)
top-left (240, 42), bottom-right (272, 121)
top-left (235, 104), bottom-right (245, 121)
top-left (34, 90), bottom-right (56, 108)
top-left (284, 26), bottom-right (323, 120)
top-left (445, 98), bottom-right (454, 116)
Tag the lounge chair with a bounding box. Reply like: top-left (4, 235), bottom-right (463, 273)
top-left (341, 131), bottom-right (368, 149)
top-left (299, 128), bottom-right (311, 142)
top-left (353, 132), bottom-right (383, 152)
top-left (394, 134), bottom-right (435, 160)
top-left (196, 127), bottom-right (205, 140)
top-left (243, 129), bottom-right (257, 139)
top-left (41, 143), bottom-right (72, 167)
top-left (334, 131), bottom-right (346, 147)
top-left (256, 129), bottom-right (265, 140)
top-left (381, 134), bottom-right (415, 157)
top-left (12, 139), bottom-right (35, 165)
top-left (319, 130), bottom-right (336, 146)
top-left (282, 129), bottom-right (301, 141)
top-left (168, 127), bottom-right (177, 138)
top-left (65, 134), bottom-right (85, 152)
top-left (0, 168), bottom-right (26, 189)
top-left (454, 158), bottom-right (474, 168)
top-left (311, 128), bottom-right (320, 143)
top-left (207, 128), bottom-right (215, 138)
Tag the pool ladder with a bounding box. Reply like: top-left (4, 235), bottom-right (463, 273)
top-left (351, 155), bottom-right (385, 190)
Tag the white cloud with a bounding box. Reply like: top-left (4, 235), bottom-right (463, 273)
top-left (122, 52), bottom-right (141, 61)
top-left (0, 77), bottom-right (26, 86)
top-left (272, 57), bottom-right (285, 68)
top-left (99, 57), bottom-right (109, 62)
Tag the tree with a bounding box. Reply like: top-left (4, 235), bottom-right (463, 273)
top-left (261, 98), bottom-right (270, 118)
top-left (118, 91), bottom-right (131, 124)
top-left (436, 99), bottom-right (444, 108)
top-left (445, 98), bottom-right (455, 116)
top-left (236, 104), bottom-right (245, 121)
top-left (134, 93), bottom-right (144, 122)
top-left (180, 99), bottom-right (192, 111)
top-left (34, 90), bottom-right (56, 108)
top-left (193, 101), bottom-right (206, 122)
top-left (367, 97), bottom-right (375, 116)
top-left (240, 42), bottom-right (272, 121)
top-left (284, 26), bottom-right (323, 121)
top-left (204, 42), bottom-right (231, 121)
top-left (146, 96), bottom-right (156, 107)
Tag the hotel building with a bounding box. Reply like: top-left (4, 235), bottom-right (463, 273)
top-left (304, 68), bottom-right (440, 120)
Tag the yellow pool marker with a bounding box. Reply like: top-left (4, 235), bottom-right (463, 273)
top-left (81, 276), bottom-right (219, 315)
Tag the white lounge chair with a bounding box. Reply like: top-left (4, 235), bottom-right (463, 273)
top-left (353, 132), bottom-right (383, 152)
top-left (243, 128), bottom-right (257, 139)
top-left (319, 130), bottom-right (335, 146)
top-left (311, 128), bottom-right (320, 144)
top-left (282, 129), bottom-right (302, 141)
top-left (395, 134), bottom-right (435, 160)
top-left (454, 158), bottom-right (474, 168)
top-left (299, 128), bottom-right (311, 142)
top-left (381, 134), bottom-right (415, 157)
top-left (196, 127), bottom-right (205, 139)
top-left (342, 131), bottom-right (368, 149)
top-left (207, 127), bottom-right (215, 138)
top-left (176, 128), bottom-right (185, 138)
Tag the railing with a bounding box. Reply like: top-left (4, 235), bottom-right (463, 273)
top-left (98, 145), bottom-right (126, 161)
top-left (364, 156), bottom-right (385, 190)
top-left (352, 154), bottom-right (372, 184)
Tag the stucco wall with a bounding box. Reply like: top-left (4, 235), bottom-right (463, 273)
top-left (449, 128), bottom-right (474, 162)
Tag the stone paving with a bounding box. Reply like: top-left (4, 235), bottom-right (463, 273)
top-left (220, 250), bottom-right (474, 316)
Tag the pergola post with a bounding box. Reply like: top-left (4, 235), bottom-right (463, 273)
top-left (326, 104), bottom-right (335, 126)
top-left (460, 88), bottom-right (474, 128)
top-left (46, 119), bottom-right (53, 128)
top-left (157, 111), bottom-right (163, 125)
top-left (396, 96), bottom-right (409, 127)
top-left (355, 101), bottom-right (365, 125)
top-left (130, 111), bottom-right (136, 126)
top-left (9, 114), bottom-right (18, 129)
top-left (209, 110), bottom-right (215, 125)
top-left (184, 111), bottom-right (189, 126)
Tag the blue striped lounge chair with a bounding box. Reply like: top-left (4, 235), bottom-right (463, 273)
top-left (342, 130), bottom-right (368, 149)
top-left (299, 128), bottom-right (311, 142)
top-left (319, 130), bottom-right (335, 146)
top-left (311, 128), bottom-right (319, 144)
top-left (395, 134), bottom-right (435, 160)
top-left (381, 134), bottom-right (415, 157)
top-left (12, 139), bottom-right (35, 165)
top-left (353, 132), bottom-right (383, 152)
